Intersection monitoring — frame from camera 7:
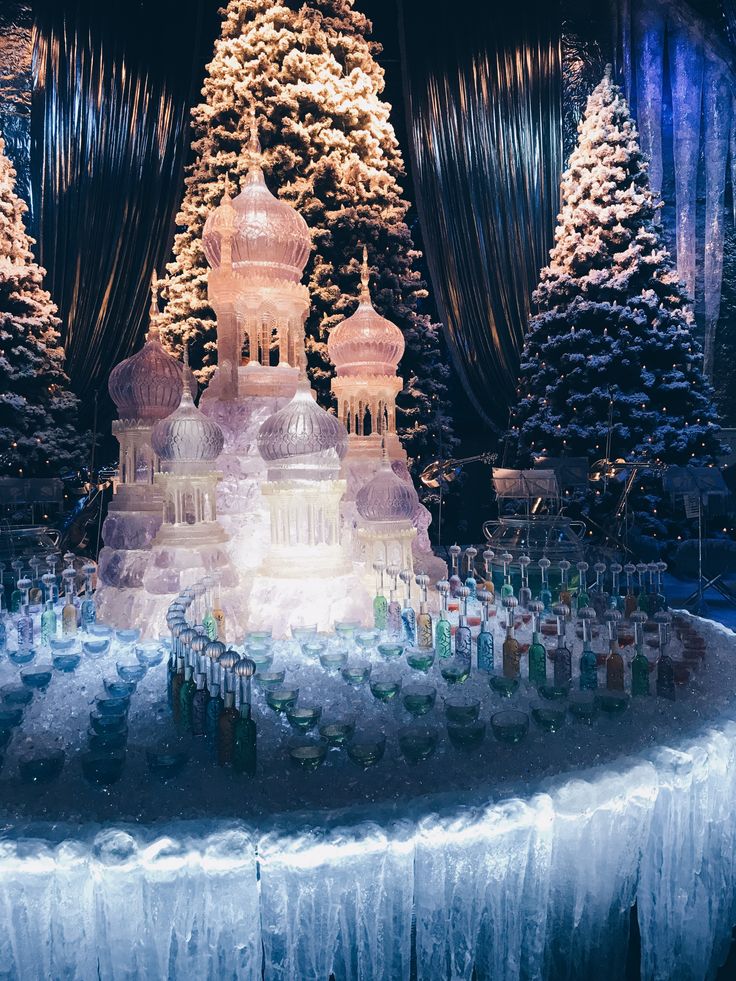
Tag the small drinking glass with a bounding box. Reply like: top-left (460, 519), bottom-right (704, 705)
top-left (491, 710), bottom-right (529, 744)
top-left (399, 725), bottom-right (438, 764)
top-left (402, 683), bottom-right (437, 718)
top-left (347, 730), bottom-right (386, 768)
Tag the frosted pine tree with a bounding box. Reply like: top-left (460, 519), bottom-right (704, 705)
top-left (511, 69), bottom-right (722, 544)
top-left (0, 137), bottom-right (85, 477)
top-left (158, 0), bottom-right (456, 480)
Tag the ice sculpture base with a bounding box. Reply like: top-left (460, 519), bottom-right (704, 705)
top-left (246, 568), bottom-right (372, 635)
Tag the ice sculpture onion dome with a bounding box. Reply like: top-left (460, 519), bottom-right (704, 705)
top-left (202, 177), bottom-right (241, 269)
top-left (204, 113), bottom-right (311, 282)
top-left (108, 273), bottom-right (197, 422)
top-left (328, 247), bottom-right (405, 377)
top-left (356, 443), bottom-right (415, 521)
top-left (257, 372), bottom-right (348, 481)
top-left (151, 351), bottom-right (224, 464)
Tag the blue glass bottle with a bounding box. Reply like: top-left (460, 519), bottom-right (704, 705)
top-left (455, 586), bottom-right (472, 661)
top-left (399, 570), bottom-right (417, 645)
top-left (578, 608), bottom-right (598, 691)
top-left (476, 590), bottom-right (494, 672)
top-left (435, 580), bottom-right (452, 659)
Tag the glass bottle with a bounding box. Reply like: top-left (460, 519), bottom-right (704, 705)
top-left (538, 557), bottom-right (552, 612)
top-left (476, 589), bottom-right (495, 672)
top-left (578, 608), bottom-right (598, 691)
top-left (655, 561), bottom-right (668, 615)
top-left (502, 596), bottom-right (520, 679)
top-left (604, 609), bottom-right (624, 691)
top-left (528, 600), bottom-right (547, 687)
top-left (576, 561), bottom-right (590, 612)
top-left (211, 575), bottom-right (226, 642)
top-left (202, 576), bottom-right (218, 641)
top-left (636, 562), bottom-right (649, 614)
top-left (46, 552), bottom-right (60, 605)
top-left (61, 569), bottom-right (78, 637)
top-left (518, 555), bottom-right (532, 609)
top-left (399, 569), bottom-right (417, 645)
top-left (609, 563), bottom-right (623, 613)
top-left (28, 557), bottom-right (43, 606)
top-left (191, 672), bottom-right (209, 736)
top-left (166, 630), bottom-right (182, 708)
top-left (552, 603), bottom-right (571, 687)
top-left (415, 573), bottom-right (433, 649)
top-left (16, 578), bottom-right (34, 651)
top-left (217, 689), bottom-right (239, 766)
top-left (386, 565), bottom-right (403, 637)
top-left (500, 552), bottom-right (515, 600)
top-left (591, 562), bottom-right (608, 619)
top-left (435, 579), bottom-right (452, 659)
top-left (623, 563), bottom-right (638, 619)
top-left (171, 655), bottom-right (186, 724)
top-left (372, 560), bottom-right (388, 631)
top-left (481, 549), bottom-right (495, 600)
top-left (646, 563), bottom-right (658, 611)
top-left (448, 544), bottom-right (462, 597)
top-left (463, 546), bottom-right (478, 600)
top-left (234, 658), bottom-right (257, 775)
top-left (80, 563), bottom-right (97, 630)
top-left (557, 561), bottom-right (572, 612)
top-left (655, 611), bottom-right (675, 700)
top-left (631, 611), bottom-right (650, 697)
top-left (41, 599), bottom-right (57, 646)
top-left (10, 560), bottom-right (24, 613)
top-left (179, 664), bottom-right (196, 732)
top-left (455, 586), bottom-right (472, 661)
top-left (206, 680), bottom-right (224, 739)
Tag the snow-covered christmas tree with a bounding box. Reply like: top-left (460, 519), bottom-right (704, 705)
top-left (157, 0), bottom-right (456, 483)
top-left (0, 137), bottom-right (85, 478)
top-left (511, 68), bottom-right (722, 545)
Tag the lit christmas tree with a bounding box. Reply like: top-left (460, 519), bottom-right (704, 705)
top-left (157, 0), bottom-right (456, 480)
top-left (0, 137), bottom-right (86, 478)
top-left (511, 68), bottom-right (722, 545)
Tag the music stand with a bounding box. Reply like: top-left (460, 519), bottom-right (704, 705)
top-left (663, 466), bottom-right (733, 614)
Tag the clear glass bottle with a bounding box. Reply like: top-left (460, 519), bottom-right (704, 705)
top-left (41, 599), bottom-right (57, 646)
top-left (623, 563), bottom-right (638, 619)
top-left (655, 561), bottom-right (668, 615)
top-left (631, 611), bottom-right (650, 696)
top-left (217, 689), bottom-right (239, 766)
top-left (61, 569), bottom-right (78, 637)
top-left (80, 563), bottom-right (97, 630)
top-left (604, 609), bottom-right (624, 691)
top-left (448, 544), bottom-right (462, 597)
top-left (482, 548), bottom-right (495, 600)
top-left (435, 579), bottom-right (452, 659)
top-left (455, 586), bottom-right (472, 661)
top-left (502, 596), bottom-right (520, 679)
top-left (552, 603), bottom-right (571, 687)
top-left (500, 552), bottom-right (515, 600)
top-left (476, 589), bottom-right (495, 672)
top-left (518, 555), bottom-right (532, 609)
top-left (16, 577), bottom-right (34, 651)
top-left (655, 611), bottom-right (675, 700)
top-left (386, 565), bottom-right (403, 637)
top-left (464, 546), bottom-right (478, 600)
top-left (28, 557), bottom-right (43, 606)
top-left (528, 600), bottom-right (547, 687)
top-left (538, 557), bottom-right (552, 611)
top-left (557, 560), bottom-right (572, 611)
top-left (372, 560), bottom-right (388, 631)
top-left (415, 573), bottom-right (433, 649)
top-left (578, 608), bottom-right (598, 691)
top-left (191, 672), bottom-right (210, 736)
top-left (399, 569), bottom-right (417, 645)
top-left (576, 561), bottom-right (590, 611)
top-left (609, 563), bottom-right (623, 613)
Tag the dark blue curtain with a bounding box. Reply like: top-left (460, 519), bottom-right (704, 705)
top-left (31, 0), bottom-right (217, 405)
top-left (398, 0), bottom-right (563, 430)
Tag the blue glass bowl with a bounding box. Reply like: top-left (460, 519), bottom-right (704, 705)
top-left (146, 745), bottom-right (189, 781)
top-left (0, 707), bottom-right (24, 729)
top-left (53, 652), bottom-right (81, 673)
top-left (8, 648), bottom-right (36, 665)
top-left (116, 661), bottom-right (147, 683)
top-left (83, 637), bottom-right (110, 658)
top-left (81, 750), bottom-right (126, 786)
top-left (115, 628), bottom-right (141, 645)
top-left (95, 695), bottom-right (129, 716)
top-left (49, 636), bottom-right (77, 653)
top-left (19, 749), bottom-right (65, 783)
top-left (20, 663), bottom-right (53, 688)
top-left (135, 645), bottom-right (164, 668)
top-left (2, 684), bottom-right (33, 707)
top-left (87, 728), bottom-right (128, 753)
top-left (103, 678), bottom-right (136, 699)
top-left (90, 711), bottom-right (127, 734)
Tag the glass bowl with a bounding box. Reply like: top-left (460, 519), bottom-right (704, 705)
top-left (538, 682), bottom-right (571, 701)
top-left (568, 692), bottom-right (598, 724)
top-left (52, 652), bottom-right (81, 673)
top-left (406, 647), bottom-right (436, 673)
top-left (254, 669), bottom-right (286, 691)
top-left (347, 731), bottom-right (386, 768)
top-left (81, 750), bottom-right (126, 786)
top-left (87, 623), bottom-right (113, 638)
top-left (49, 636), bottom-right (77, 654)
top-left (135, 644), bottom-right (165, 668)
top-left (490, 675), bottom-right (519, 698)
top-left (249, 647), bottom-right (274, 671)
top-left (334, 620), bottom-right (360, 639)
top-left (115, 628), bottom-right (141, 646)
top-left (341, 661), bottom-right (372, 687)
top-left (2, 684), bottom-right (33, 707)
top-left (103, 678), bottom-right (136, 699)
top-left (318, 718), bottom-right (355, 747)
top-left (531, 704), bottom-right (567, 733)
top-left (444, 695), bottom-right (481, 725)
top-left (116, 661), bottom-right (146, 683)
top-left (287, 705), bottom-right (323, 732)
top-left (491, 709), bottom-right (529, 744)
top-left (90, 710), bottom-right (127, 735)
top-left (595, 690), bottom-right (630, 715)
top-left (265, 686), bottom-right (299, 713)
top-left (289, 740), bottom-right (328, 771)
top-left (8, 648), bottom-right (36, 665)
top-left (402, 683), bottom-right (437, 718)
top-left (355, 629), bottom-right (381, 653)
top-left (447, 719), bottom-right (486, 750)
top-left (146, 745), bottom-right (189, 781)
top-left (291, 624), bottom-right (318, 643)
top-left (19, 749), bottom-right (65, 784)
top-left (377, 641), bottom-right (404, 661)
top-left (369, 676), bottom-right (401, 702)
top-left (319, 648), bottom-right (348, 673)
top-left (83, 637), bottom-right (110, 658)
top-left (88, 728), bottom-right (128, 753)
top-left (0, 707), bottom-right (24, 730)
top-left (440, 660), bottom-right (470, 685)
top-left (300, 639), bottom-right (327, 661)
top-left (245, 629), bottom-right (272, 646)
top-left (95, 695), bottom-right (130, 716)
top-left (399, 725), bottom-right (438, 764)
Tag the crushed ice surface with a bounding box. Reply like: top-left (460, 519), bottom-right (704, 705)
top-left (0, 610), bottom-right (732, 826)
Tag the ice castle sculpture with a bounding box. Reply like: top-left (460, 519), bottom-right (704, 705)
top-left (355, 441), bottom-right (417, 572)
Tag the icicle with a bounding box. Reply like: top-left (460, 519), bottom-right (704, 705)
top-left (633, 0), bottom-right (665, 197)
top-left (703, 56), bottom-right (732, 381)
top-left (669, 24), bottom-right (703, 301)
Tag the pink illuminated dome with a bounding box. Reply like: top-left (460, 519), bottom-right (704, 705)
top-left (203, 114), bottom-right (311, 282)
top-left (202, 179), bottom-right (241, 269)
top-left (328, 248), bottom-right (405, 377)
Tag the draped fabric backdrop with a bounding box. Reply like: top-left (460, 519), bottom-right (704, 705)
top-left (30, 0), bottom-right (214, 406)
top-left (398, 0), bottom-right (563, 431)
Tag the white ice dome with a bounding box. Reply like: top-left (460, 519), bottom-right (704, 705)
top-left (151, 362), bottom-right (224, 464)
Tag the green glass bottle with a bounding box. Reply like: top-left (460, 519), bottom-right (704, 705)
top-left (234, 702), bottom-right (257, 776)
top-left (205, 681), bottom-right (224, 739)
top-left (528, 600), bottom-right (546, 686)
top-left (179, 665), bottom-right (196, 732)
top-left (435, 579), bottom-right (452, 659)
top-left (372, 559), bottom-right (388, 630)
top-left (578, 608), bottom-right (598, 691)
top-left (41, 599), bottom-right (57, 646)
top-left (631, 611), bottom-right (650, 697)
top-left (500, 552), bottom-right (515, 599)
